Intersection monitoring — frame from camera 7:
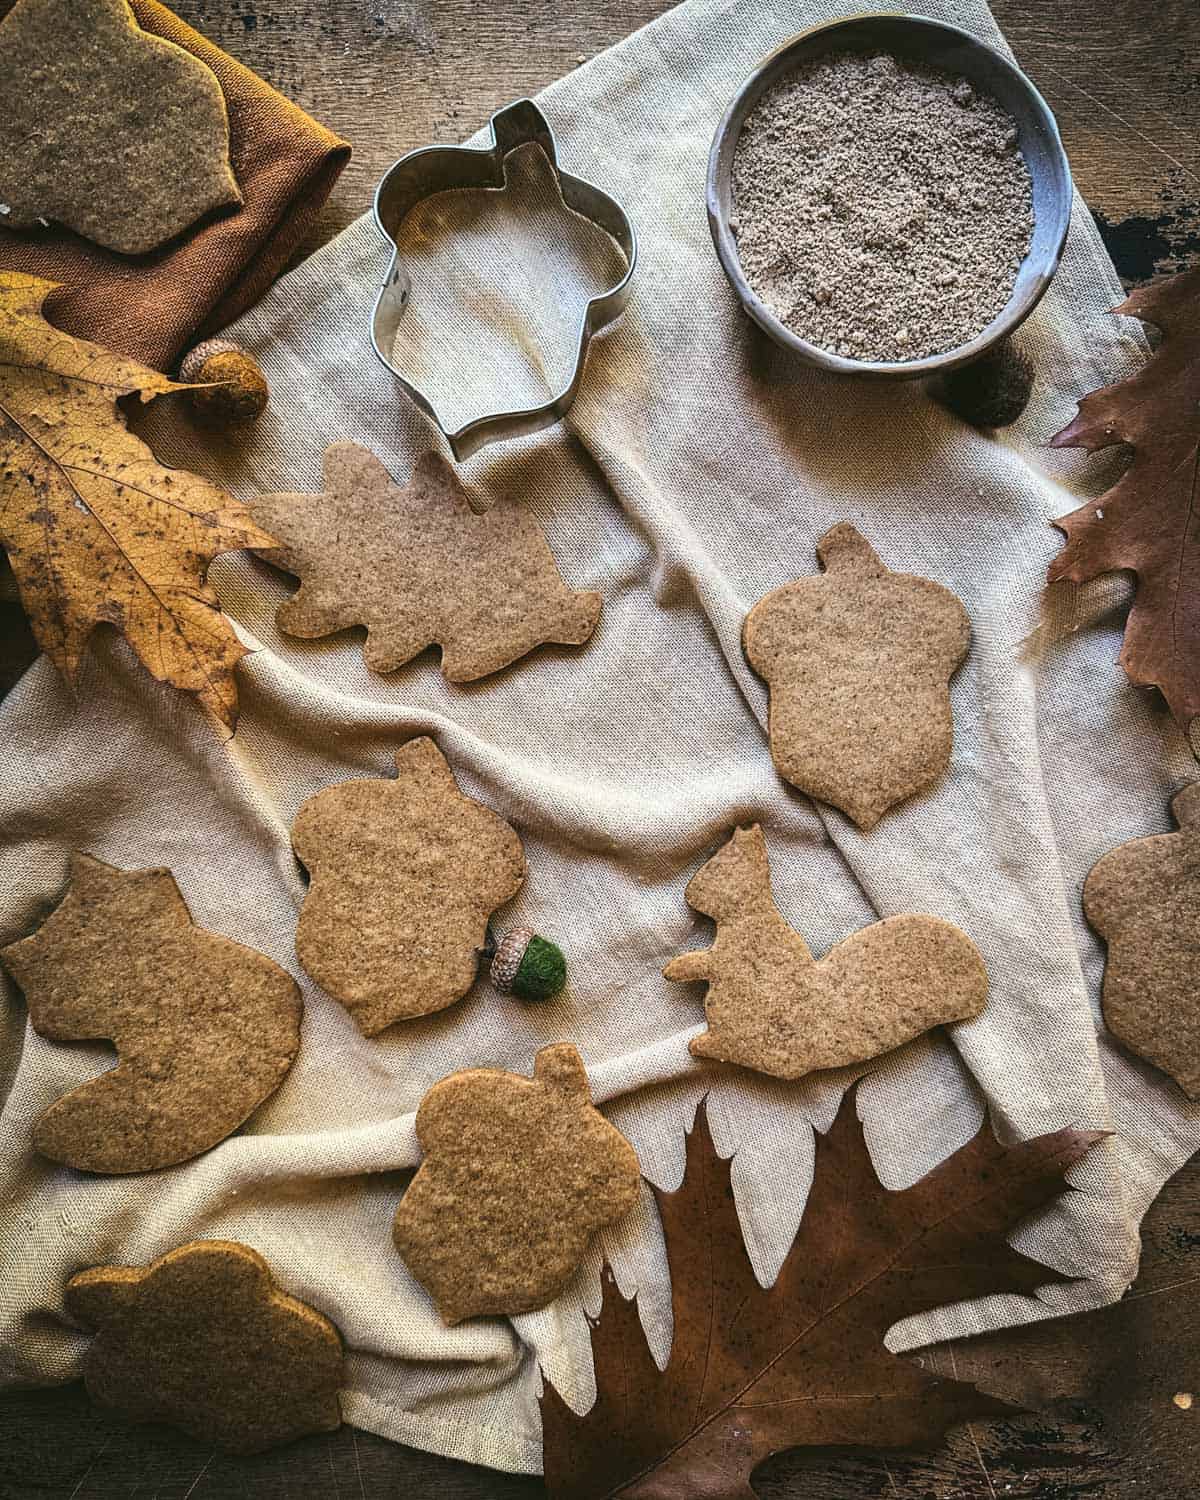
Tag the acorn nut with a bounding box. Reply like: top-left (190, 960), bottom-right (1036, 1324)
top-left (180, 339), bottom-right (269, 426)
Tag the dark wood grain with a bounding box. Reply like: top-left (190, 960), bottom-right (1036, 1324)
top-left (3, 2), bottom-right (1200, 1496)
top-left (161, 0), bottom-right (1200, 283)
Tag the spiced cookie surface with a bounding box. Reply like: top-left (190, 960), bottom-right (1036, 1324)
top-left (664, 824), bottom-right (988, 1079)
top-left (292, 736), bottom-right (525, 1034)
top-left (66, 1240), bottom-right (342, 1453)
top-left (0, 854), bottom-right (301, 1174)
top-left (744, 523), bottom-right (971, 830)
top-left (393, 1043), bottom-right (640, 1323)
top-left (252, 444), bottom-right (600, 681)
top-left (1084, 783), bottom-right (1200, 1099)
top-left (0, 0), bottom-right (240, 254)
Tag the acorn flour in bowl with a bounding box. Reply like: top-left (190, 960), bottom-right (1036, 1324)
top-left (732, 53), bottom-right (1032, 362)
top-left (706, 14), bottom-right (1072, 378)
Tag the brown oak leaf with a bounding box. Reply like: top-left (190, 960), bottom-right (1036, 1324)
top-left (0, 271), bottom-right (274, 727)
top-left (541, 1090), bottom-right (1104, 1499)
top-left (1048, 265), bottom-right (1200, 736)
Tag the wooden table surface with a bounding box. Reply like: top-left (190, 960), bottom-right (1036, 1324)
top-left (3, 2), bottom-right (1200, 1497)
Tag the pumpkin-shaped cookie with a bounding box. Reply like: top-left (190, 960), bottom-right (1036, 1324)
top-left (393, 1043), bottom-right (640, 1322)
top-left (744, 524), bottom-right (971, 830)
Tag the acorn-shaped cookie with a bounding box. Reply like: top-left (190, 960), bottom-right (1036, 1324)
top-left (393, 1043), bottom-right (640, 1322)
top-left (486, 926), bottom-right (567, 1002)
top-left (744, 524), bottom-right (971, 830)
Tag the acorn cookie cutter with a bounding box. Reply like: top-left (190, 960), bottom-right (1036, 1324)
top-left (370, 99), bottom-right (638, 463)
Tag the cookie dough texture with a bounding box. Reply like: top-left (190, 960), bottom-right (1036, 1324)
top-left (745, 523), bottom-right (971, 830)
top-left (251, 444), bottom-right (601, 682)
top-left (66, 1240), bottom-right (342, 1453)
top-left (0, 853), bottom-right (301, 1174)
top-left (291, 736), bottom-right (525, 1034)
top-left (664, 824), bottom-right (988, 1079)
top-left (0, 0), bottom-right (241, 255)
top-left (393, 1043), bottom-right (641, 1323)
top-left (1084, 782), bottom-right (1200, 1099)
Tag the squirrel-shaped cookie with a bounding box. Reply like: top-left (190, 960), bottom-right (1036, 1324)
top-left (744, 524), bottom-right (971, 830)
top-left (66, 1241), bottom-right (342, 1453)
top-left (0, 854), bottom-right (301, 1174)
top-left (664, 825), bottom-right (988, 1079)
top-left (393, 1043), bottom-right (640, 1323)
top-left (251, 444), bottom-right (601, 681)
top-left (1084, 783), bottom-right (1200, 1099)
top-left (292, 736), bottom-right (525, 1034)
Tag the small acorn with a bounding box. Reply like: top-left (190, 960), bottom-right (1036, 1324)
top-left (934, 337), bottom-right (1034, 429)
top-left (485, 925), bottom-right (567, 1002)
top-left (179, 339), bottom-right (269, 426)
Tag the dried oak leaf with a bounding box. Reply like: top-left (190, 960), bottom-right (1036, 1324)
top-left (1048, 265), bottom-right (1200, 735)
top-left (0, 271), bottom-right (274, 727)
top-left (541, 1090), bottom-right (1104, 1499)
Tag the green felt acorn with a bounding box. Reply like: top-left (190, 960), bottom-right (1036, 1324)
top-left (487, 926), bottom-right (567, 1002)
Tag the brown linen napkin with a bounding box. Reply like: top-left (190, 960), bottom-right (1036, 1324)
top-left (0, 0), bottom-right (351, 371)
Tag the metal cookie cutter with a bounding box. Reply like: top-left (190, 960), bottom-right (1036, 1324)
top-left (370, 99), bottom-right (637, 463)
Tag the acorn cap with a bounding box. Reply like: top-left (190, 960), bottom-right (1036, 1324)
top-left (179, 340), bottom-right (269, 426)
top-left (179, 338), bottom-right (241, 383)
top-left (490, 927), bottom-right (534, 993)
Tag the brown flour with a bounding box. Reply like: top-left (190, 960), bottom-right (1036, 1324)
top-left (731, 52), bottom-right (1034, 362)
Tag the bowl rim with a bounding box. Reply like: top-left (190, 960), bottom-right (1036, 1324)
top-left (706, 11), bottom-right (1074, 378)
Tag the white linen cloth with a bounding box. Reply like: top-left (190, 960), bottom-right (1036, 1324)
top-left (2, 0), bottom-right (1197, 1475)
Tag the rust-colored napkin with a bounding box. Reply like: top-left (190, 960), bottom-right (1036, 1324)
top-left (0, 0), bottom-right (350, 371)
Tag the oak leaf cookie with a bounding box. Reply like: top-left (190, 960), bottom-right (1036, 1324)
top-left (0, 0), bottom-right (241, 255)
top-left (1084, 783), bottom-right (1200, 1099)
top-left (744, 523), bottom-right (971, 830)
top-left (66, 1240), bottom-right (342, 1453)
top-left (250, 444), bottom-right (601, 681)
top-left (664, 824), bottom-right (988, 1080)
top-left (393, 1043), bottom-right (640, 1323)
top-left (0, 854), bottom-right (301, 1174)
top-left (292, 736), bottom-right (525, 1034)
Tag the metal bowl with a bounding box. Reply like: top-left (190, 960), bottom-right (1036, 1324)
top-left (706, 13), bottom-right (1073, 379)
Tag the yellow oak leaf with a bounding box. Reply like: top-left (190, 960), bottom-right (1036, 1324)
top-left (0, 271), bottom-right (274, 728)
